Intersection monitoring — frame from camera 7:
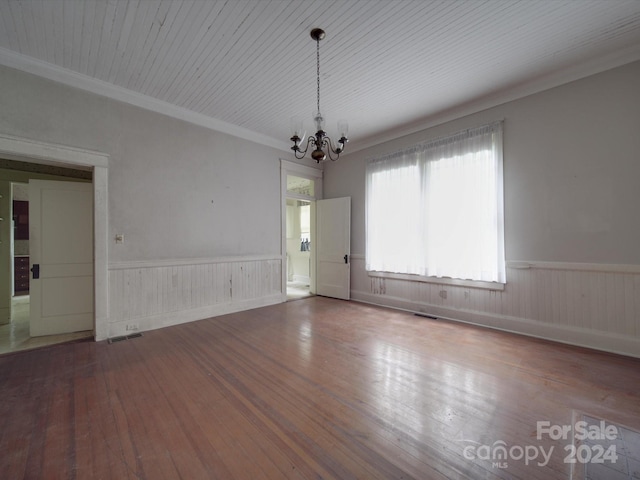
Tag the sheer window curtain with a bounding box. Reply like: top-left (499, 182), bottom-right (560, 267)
top-left (365, 122), bottom-right (505, 284)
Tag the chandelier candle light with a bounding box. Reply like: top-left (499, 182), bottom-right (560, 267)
top-left (290, 28), bottom-right (348, 162)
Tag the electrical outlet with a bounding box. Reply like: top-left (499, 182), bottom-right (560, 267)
top-left (126, 323), bottom-right (139, 331)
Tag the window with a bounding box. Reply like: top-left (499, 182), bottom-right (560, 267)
top-left (287, 175), bottom-right (314, 197)
top-left (366, 121), bottom-right (505, 284)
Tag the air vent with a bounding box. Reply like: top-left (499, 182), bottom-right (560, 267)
top-left (414, 312), bottom-right (438, 320)
top-left (108, 332), bottom-right (143, 344)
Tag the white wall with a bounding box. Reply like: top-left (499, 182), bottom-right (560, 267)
top-left (324, 60), bottom-right (640, 357)
top-left (0, 64), bottom-right (300, 338)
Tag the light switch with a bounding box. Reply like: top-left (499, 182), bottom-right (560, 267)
top-left (115, 234), bottom-right (124, 244)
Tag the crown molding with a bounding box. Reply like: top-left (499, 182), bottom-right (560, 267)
top-left (347, 43), bottom-right (640, 155)
top-left (0, 47), bottom-right (291, 154)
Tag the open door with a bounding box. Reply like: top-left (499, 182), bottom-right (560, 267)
top-left (316, 197), bottom-right (351, 300)
top-left (29, 180), bottom-right (94, 337)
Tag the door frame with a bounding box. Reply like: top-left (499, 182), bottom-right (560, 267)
top-left (0, 133), bottom-right (109, 340)
top-left (280, 159), bottom-right (322, 302)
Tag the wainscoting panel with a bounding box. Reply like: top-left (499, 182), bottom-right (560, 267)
top-left (351, 255), bottom-right (640, 357)
top-left (108, 255), bottom-right (283, 338)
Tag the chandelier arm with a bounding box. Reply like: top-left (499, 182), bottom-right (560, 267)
top-left (293, 136), bottom-right (317, 159)
top-left (324, 136), bottom-right (342, 162)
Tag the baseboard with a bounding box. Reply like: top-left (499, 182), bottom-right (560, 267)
top-left (352, 290), bottom-right (640, 359)
top-left (108, 293), bottom-right (283, 339)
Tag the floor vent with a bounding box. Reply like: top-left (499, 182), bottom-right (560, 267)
top-left (108, 332), bottom-right (143, 344)
top-left (570, 412), bottom-right (640, 480)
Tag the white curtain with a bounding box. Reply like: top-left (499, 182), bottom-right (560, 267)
top-left (366, 122), bottom-right (505, 283)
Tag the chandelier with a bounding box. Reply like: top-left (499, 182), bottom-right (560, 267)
top-left (290, 28), bottom-right (348, 163)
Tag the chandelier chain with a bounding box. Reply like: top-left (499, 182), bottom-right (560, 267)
top-left (316, 36), bottom-right (321, 114)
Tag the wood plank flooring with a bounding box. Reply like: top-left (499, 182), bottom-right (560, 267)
top-left (1, 297), bottom-right (639, 479)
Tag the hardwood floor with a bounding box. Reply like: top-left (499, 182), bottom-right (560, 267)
top-left (1, 296), bottom-right (639, 479)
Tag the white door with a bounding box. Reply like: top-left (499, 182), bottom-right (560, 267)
top-left (316, 197), bottom-right (351, 300)
top-left (29, 180), bottom-right (94, 337)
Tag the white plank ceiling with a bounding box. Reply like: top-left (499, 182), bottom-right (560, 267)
top-left (1, 0), bottom-right (640, 153)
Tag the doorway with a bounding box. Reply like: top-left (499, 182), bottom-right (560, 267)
top-left (281, 160), bottom-right (323, 302)
top-left (6, 182), bottom-right (33, 348)
top-left (286, 198), bottom-right (313, 300)
top-left (0, 158), bottom-right (97, 354)
top-left (0, 134), bottom-right (109, 343)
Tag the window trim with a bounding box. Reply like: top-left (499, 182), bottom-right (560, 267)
top-left (367, 270), bottom-right (505, 291)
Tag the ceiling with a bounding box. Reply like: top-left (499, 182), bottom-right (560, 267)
top-left (1, 0), bottom-right (640, 154)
